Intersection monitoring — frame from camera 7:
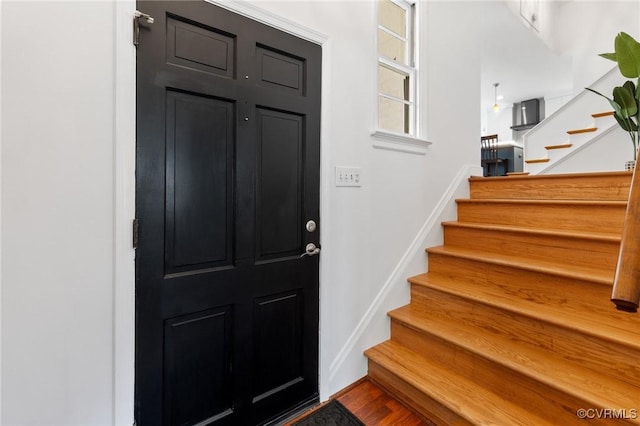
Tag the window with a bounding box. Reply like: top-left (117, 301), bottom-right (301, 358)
top-left (377, 0), bottom-right (415, 136)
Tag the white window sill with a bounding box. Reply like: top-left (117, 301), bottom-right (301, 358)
top-left (370, 129), bottom-right (433, 155)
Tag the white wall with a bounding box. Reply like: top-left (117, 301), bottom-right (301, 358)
top-left (1, 1), bottom-right (115, 425)
top-left (502, 0), bottom-right (640, 88)
top-left (484, 106), bottom-right (514, 141)
top-left (552, 1), bottom-right (640, 94)
top-left (0, 1), bottom-right (492, 424)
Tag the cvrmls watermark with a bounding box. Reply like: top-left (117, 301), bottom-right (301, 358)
top-left (576, 408), bottom-right (638, 420)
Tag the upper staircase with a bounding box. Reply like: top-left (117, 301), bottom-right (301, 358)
top-left (365, 171), bottom-right (640, 425)
top-left (525, 111), bottom-right (618, 173)
top-left (523, 68), bottom-right (632, 175)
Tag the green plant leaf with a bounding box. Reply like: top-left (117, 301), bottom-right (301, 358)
top-left (585, 87), bottom-right (612, 101)
top-left (613, 85), bottom-right (638, 117)
top-left (590, 36), bottom-right (640, 153)
top-left (611, 99), bottom-right (623, 117)
top-left (614, 113), bottom-right (638, 131)
top-left (623, 79), bottom-right (637, 94)
top-left (623, 80), bottom-right (638, 113)
top-left (614, 32), bottom-right (640, 78)
top-left (599, 52), bottom-right (617, 62)
top-left (585, 87), bottom-right (621, 116)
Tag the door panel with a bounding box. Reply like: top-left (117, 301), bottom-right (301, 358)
top-left (165, 90), bottom-right (234, 273)
top-left (163, 307), bottom-right (234, 425)
top-left (167, 16), bottom-right (236, 77)
top-left (136, 2), bottom-right (321, 425)
top-left (256, 46), bottom-right (305, 94)
top-left (252, 290), bottom-right (303, 402)
top-left (256, 108), bottom-right (303, 260)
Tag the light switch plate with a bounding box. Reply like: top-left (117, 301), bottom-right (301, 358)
top-left (335, 166), bottom-right (362, 187)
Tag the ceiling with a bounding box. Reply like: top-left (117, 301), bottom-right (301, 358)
top-left (478, 1), bottom-right (573, 114)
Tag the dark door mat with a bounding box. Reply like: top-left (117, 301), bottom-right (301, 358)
top-left (291, 400), bottom-right (365, 426)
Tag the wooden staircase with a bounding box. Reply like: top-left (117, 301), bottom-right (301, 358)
top-left (365, 171), bottom-right (640, 425)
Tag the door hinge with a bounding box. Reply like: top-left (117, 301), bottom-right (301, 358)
top-left (133, 10), bottom-right (154, 47)
top-left (133, 218), bottom-right (139, 249)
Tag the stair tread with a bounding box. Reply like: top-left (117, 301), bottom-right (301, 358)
top-left (469, 170), bottom-right (630, 182)
top-left (545, 143), bottom-right (573, 150)
top-left (441, 221), bottom-right (620, 271)
top-left (441, 221), bottom-right (621, 242)
top-left (389, 305), bottom-right (640, 411)
top-left (525, 158), bottom-right (550, 164)
top-left (455, 198), bottom-right (627, 234)
top-left (567, 127), bottom-right (598, 135)
top-left (457, 198), bottom-right (627, 206)
top-left (592, 111), bottom-right (615, 118)
top-left (366, 341), bottom-right (556, 426)
top-left (408, 271), bottom-right (640, 351)
top-left (426, 245), bottom-right (613, 285)
top-left (469, 171), bottom-right (632, 201)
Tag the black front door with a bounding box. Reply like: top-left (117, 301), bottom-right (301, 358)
top-left (135, 2), bottom-right (321, 424)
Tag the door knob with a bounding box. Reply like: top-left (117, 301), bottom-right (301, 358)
top-left (300, 243), bottom-right (321, 258)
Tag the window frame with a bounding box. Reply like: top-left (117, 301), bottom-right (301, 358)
top-left (377, 0), bottom-right (415, 136)
top-left (373, 0), bottom-right (431, 153)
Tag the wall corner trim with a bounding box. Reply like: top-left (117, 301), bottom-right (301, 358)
top-left (113, 1), bottom-right (137, 425)
top-left (327, 164), bottom-right (483, 383)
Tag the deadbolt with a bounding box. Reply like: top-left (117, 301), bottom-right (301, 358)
top-left (306, 220), bottom-right (317, 233)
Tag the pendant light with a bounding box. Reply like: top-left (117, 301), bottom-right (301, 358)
top-left (493, 83), bottom-right (500, 112)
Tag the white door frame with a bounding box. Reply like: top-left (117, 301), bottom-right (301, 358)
top-left (113, 2), bottom-right (331, 424)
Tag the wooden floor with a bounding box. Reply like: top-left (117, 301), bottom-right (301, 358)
top-left (284, 378), bottom-right (434, 425)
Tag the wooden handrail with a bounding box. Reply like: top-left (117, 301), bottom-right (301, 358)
top-left (611, 166), bottom-right (640, 313)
